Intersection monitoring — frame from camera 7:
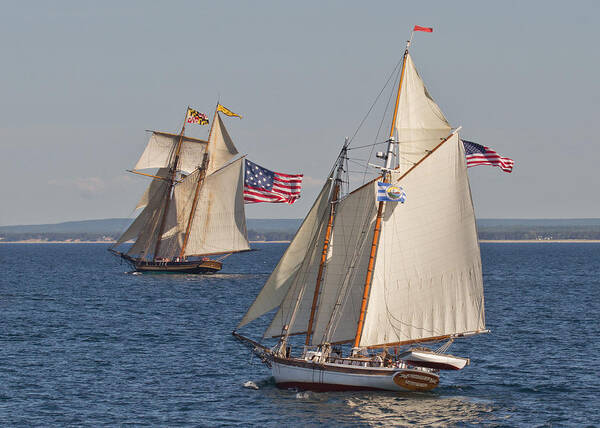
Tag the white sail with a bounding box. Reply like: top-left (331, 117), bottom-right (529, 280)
top-left (134, 131), bottom-right (208, 174)
top-left (359, 134), bottom-right (485, 347)
top-left (135, 168), bottom-right (169, 210)
top-left (178, 158), bottom-right (249, 256)
top-left (310, 181), bottom-right (378, 345)
top-left (237, 173), bottom-right (334, 331)
top-left (115, 178), bottom-right (170, 248)
top-left (262, 217), bottom-right (329, 338)
top-left (395, 53), bottom-right (451, 172)
top-left (126, 187), bottom-right (176, 258)
top-left (152, 172), bottom-right (200, 259)
top-left (207, 114), bottom-right (238, 175)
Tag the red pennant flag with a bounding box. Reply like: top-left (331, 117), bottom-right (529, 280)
top-left (413, 25), bottom-right (433, 33)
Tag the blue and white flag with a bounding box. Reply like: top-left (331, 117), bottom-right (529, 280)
top-left (377, 182), bottom-right (406, 202)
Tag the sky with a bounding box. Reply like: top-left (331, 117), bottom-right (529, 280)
top-left (0, 0), bottom-right (598, 226)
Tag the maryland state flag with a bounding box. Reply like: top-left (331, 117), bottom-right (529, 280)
top-left (186, 108), bottom-right (209, 125)
top-left (217, 104), bottom-right (242, 119)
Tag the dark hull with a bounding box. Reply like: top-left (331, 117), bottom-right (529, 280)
top-left (112, 251), bottom-right (222, 274)
top-left (134, 260), bottom-right (222, 274)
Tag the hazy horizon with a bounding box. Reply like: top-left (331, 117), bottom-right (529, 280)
top-left (1, 1), bottom-right (598, 226)
top-left (3, 216), bottom-right (600, 229)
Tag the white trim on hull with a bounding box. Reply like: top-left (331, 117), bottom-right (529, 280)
top-left (272, 358), bottom-right (439, 392)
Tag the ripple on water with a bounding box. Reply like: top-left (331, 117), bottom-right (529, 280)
top-left (0, 243), bottom-right (599, 426)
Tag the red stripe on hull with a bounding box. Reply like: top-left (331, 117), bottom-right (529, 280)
top-left (276, 382), bottom-right (388, 392)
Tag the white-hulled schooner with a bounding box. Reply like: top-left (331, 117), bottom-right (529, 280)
top-left (110, 106), bottom-right (250, 273)
top-left (234, 30), bottom-right (489, 392)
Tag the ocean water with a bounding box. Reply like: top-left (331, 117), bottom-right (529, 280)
top-left (0, 242), bottom-right (599, 426)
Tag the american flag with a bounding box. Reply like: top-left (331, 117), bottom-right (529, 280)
top-left (243, 159), bottom-right (303, 204)
top-left (462, 140), bottom-right (514, 173)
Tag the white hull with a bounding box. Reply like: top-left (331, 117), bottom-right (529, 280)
top-left (271, 357), bottom-right (439, 392)
top-left (398, 349), bottom-right (469, 371)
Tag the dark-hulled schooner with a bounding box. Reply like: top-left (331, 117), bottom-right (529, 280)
top-left (110, 106), bottom-right (250, 273)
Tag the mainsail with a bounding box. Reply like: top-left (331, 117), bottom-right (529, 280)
top-left (359, 133), bottom-right (484, 347)
top-left (171, 158), bottom-right (249, 256)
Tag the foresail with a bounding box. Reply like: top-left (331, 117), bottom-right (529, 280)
top-left (135, 168), bottom-right (169, 210)
top-left (395, 53), bottom-right (451, 172)
top-left (152, 169), bottom-right (201, 258)
top-left (359, 134), bottom-right (485, 348)
top-left (237, 172), bottom-right (334, 331)
top-left (126, 185), bottom-right (176, 259)
top-left (134, 131), bottom-right (208, 174)
top-left (207, 114), bottom-right (238, 175)
top-left (310, 181), bottom-right (378, 346)
top-left (179, 158), bottom-right (249, 256)
top-left (114, 178), bottom-right (170, 248)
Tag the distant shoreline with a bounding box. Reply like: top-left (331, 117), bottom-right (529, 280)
top-left (0, 240), bottom-right (293, 244)
top-left (478, 239), bottom-right (600, 243)
top-left (2, 239), bottom-right (600, 244)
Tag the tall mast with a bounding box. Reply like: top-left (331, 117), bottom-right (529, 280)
top-left (178, 106), bottom-right (219, 258)
top-left (304, 140), bottom-right (348, 346)
top-left (353, 40), bottom-right (410, 350)
top-left (153, 107), bottom-right (189, 259)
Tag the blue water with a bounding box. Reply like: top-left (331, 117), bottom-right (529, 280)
top-left (1, 243), bottom-right (599, 426)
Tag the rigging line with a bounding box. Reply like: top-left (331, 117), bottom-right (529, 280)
top-left (346, 157), bottom-right (370, 163)
top-left (361, 65), bottom-right (402, 185)
top-left (347, 57), bottom-right (403, 146)
top-left (346, 158), bottom-right (373, 167)
top-left (346, 141), bottom-right (388, 151)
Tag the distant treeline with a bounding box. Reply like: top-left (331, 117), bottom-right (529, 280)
top-left (478, 226), bottom-right (600, 240)
top-left (247, 231), bottom-right (295, 241)
top-left (3, 225), bottom-right (600, 242)
top-left (0, 230), bottom-right (296, 242)
top-left (0, 232), bottom-right (115, 242)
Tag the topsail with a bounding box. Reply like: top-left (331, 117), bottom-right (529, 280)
top-left (135, 132), bottom-right (208, 174)
top-left (394, 53), bottom-right (451, 171)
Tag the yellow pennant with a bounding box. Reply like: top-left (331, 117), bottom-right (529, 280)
top-left (217, 104), bottom-right (242, 119)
